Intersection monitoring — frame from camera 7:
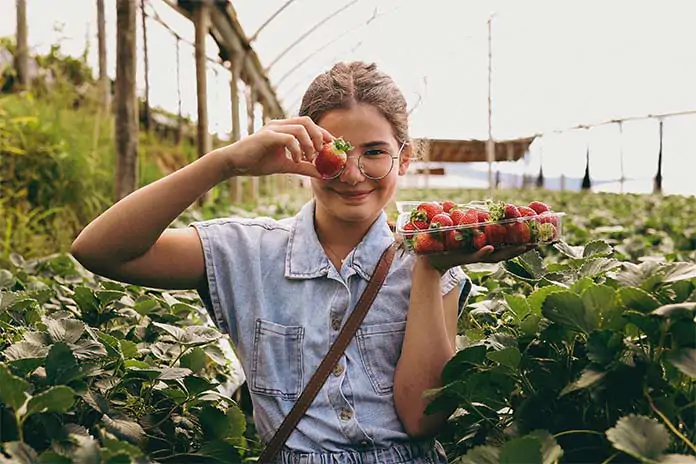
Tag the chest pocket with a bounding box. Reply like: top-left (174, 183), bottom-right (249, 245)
top-left (356, 321), bottom-right (407, 395)
top-left (250, 319), bottom-right (304, 400)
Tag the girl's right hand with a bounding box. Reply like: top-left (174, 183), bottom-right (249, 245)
top-left (218, 116), bottom-right (334, 178)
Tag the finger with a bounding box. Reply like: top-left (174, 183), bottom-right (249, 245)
top-left (279, 133), bottom-right (303, 163)
top-left (291, 160), bottom-right (322, 179)
top-left (297, 116), bottom-right (330, 151)
top-left (273, 124), bottom-right (317, 161)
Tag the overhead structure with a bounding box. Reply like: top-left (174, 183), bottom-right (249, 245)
top-left (414, 136), bottom-right (535, 163)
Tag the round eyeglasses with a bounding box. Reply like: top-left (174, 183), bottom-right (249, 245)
top-left (321, 141), bottom-right (407, 181)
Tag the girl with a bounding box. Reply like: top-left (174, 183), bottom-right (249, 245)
top-left (71, 61), bottom-right (527, 463)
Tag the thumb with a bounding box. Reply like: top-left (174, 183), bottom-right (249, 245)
top-left (291, 160), bottom-right (322, 179)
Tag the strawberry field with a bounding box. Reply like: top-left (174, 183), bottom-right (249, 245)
top-left (2, 188), bottom-right (696, 463)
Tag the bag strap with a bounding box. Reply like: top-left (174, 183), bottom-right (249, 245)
top-left (258, 242), bottom-right (397, 462)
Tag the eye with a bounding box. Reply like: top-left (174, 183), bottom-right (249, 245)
top-left (364, 149), bottom-right (388, 157)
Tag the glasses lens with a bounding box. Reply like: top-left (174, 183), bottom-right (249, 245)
top-left (360, 153), bottom-right (395, 179)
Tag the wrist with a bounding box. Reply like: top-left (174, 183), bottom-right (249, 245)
top-left (414, 255), bottom-right (448, 277)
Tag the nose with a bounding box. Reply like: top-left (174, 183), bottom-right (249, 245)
top-left (339, 155), bottom-right (365, 184)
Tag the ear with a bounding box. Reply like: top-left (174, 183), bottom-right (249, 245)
top-left (398, 143), bottom-right (412, 176)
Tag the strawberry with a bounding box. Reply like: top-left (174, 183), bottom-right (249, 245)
top-left (429, 213), bottom-right (454, 228)
top-left (445, 229), bottom-right (467, 250)
top-left (410, 202), bottom-right (444, 223)
top-left (484, 223), bottom-right (507, 246)
top-left (528, 201), bottom-right (551, 214)
top-left (506, 221), bottom-right (531, 244)
top-left (537, 223), bottom-right (558, 242)
top-left (472, 231), bottom-right (488, 250)
top-left (504, 204), bottom-right (521, 219)
top-left (537, 212), bottom-right (559, 227)
top-left (477, 211), bottom-right (491, 223)
top-left (451, 208), bottom-right (479, 225)
top-left (517, 206), bottom-right (537, 217)
top-left (441, 200), bottom-right (457, 213)
top-left (414, 233), bottom-right (445, 253)
top-left (315, 137), bottom-right (352, 179)
top-left (402, 220), bottom-right (429, 233)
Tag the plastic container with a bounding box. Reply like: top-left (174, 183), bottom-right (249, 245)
top-left (395, 202), bottom-right (565, 255)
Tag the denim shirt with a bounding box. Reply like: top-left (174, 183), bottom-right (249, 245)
top-left (191, 200), bottom-right (469, 460)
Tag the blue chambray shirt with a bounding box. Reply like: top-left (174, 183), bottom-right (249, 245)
top-left (191, 199), bottom-right (469, 456)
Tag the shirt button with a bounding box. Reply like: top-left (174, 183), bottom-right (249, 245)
top-left (339, 408), bottom-right (353, 421)
top-left (332, 364), bottom-right (344, 376)
top-left (331, 317), bottom-right (341, 331)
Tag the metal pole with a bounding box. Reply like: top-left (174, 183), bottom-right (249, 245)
top-left (486, 14), bottom-right (495, 195)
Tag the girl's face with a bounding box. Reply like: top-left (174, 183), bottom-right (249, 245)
top-left (311, 103), bottom-right (410, 228)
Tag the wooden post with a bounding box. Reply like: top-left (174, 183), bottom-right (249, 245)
top-left (14, 0), bottom-right (29, 89)
top-left (115, 0), bottom-right (138, 200)
top-left (194, 0), bottom-right (211, 205)
top-left (97, 0), bottom-right (110, 110)
top-left (262, 105), bottom-right (276, 198)
top-left (653, 119), bottom-right (663, 194)
top-left (486, 15), bottom-right (495, 196)
top-left (140, 0), bottom-right (151, 132)
top-left (246, 84), bottom-right (259, 203)
top-left (228, 58), bottom-right (242, 204)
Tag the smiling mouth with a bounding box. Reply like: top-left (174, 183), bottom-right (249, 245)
top-left (336, 190), bottom-right (372, 200)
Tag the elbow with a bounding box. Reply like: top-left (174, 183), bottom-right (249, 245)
top-left (394, 388), bottom-right (443, 439)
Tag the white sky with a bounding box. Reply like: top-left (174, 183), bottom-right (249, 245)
top-left (1, 0), bottom-right (695, 194)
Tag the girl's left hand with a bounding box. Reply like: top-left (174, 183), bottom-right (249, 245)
top-left (422, 244), bottom-right (536, 273)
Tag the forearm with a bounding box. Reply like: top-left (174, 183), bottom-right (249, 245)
top-left (393, 259), bottom-right (456, 437)
top-left (71, 148), bottom-right (230, 265)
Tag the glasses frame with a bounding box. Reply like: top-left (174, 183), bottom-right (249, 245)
top-left (323, 140), bottom-right (408, 181)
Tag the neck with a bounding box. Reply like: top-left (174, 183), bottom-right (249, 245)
top-left (314, 207), bottom-right (381, 256)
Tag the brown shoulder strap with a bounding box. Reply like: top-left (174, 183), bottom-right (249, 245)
top-left (258, 242), bottom-right (397, 462)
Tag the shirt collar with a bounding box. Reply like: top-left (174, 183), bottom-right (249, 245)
top-left (284, 199), bottom-right (395, 280)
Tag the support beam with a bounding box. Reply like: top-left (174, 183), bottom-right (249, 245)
top-left (247, 84), bottom-right (259, 202)
top-left (194, 0), bottom-right (211, 204)
top-left (228, 59), bottom-right (242, 204)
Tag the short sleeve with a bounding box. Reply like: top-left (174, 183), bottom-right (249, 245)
top-left (439, 265), bottom-right (472, 319)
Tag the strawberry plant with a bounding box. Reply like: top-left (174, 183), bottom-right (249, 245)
top-left (429, 240), bottom-right (696, 463)
top-left (0, 253), bottom-right (253, 463)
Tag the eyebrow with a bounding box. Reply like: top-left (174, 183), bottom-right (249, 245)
top-left (360, 141), bottom-right (391, 149)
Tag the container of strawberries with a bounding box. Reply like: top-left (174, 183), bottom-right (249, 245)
top-left (395, 199), bottom-right (565, 255)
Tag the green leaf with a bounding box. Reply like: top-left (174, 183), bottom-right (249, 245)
top-left (581, 284), bottom-right (622, 329)
top-left (95, 290), bottom-right (126, 305)
top-left (133, 298), bottom-right (158, 315)
top-left (499, 436), bottom-right (542, 464)
top-left (457, 445), bottom-right (500, 464)
top-left (618, 287), bottom-right (661, 313)
top-left (662, 262), bottom-right (696, 283)
top-left (70, 434), bottom-right (101, 464)
top-left (442, 345), bottom-right (488, 382)
top-left (554, 241), bottom-right (584, 259)
top-left (119, 340), bottom-right (139, 359)
top-left (158, 367), bottom-right (193, 381)
top-left (200, 405), bottom-right (230, 441)
top-left (3, 341), bottom-right (49, 361)
top-left (542, 291), bottom-right (598, 334)
top-left (70, 339), bottom-right (108, 360)
top-left (486, 348), bottom-right (522, 370)
top-left (101, 414), bottom-right (145, 445)
top-left (72, 286), bottom-right (99, 314)
top-left (528, 285), bottom-right (566, 315)
top-left (606, 414), bottom-right (670, 461)
top-left (45, 343), bottom-right (82, 385)
top-left (665, 348), bottom-right (696, 378)
top-left (586, 330), bottom-right (624, 365)
top-left (559, 369), bottom-right (605, 396)
top-left (0, 363), bottom-right (30, 410)
top-left (504, 250), bottom-right (546, 281)
top-left (658, 455), bottom-right (696, 463)
top-left (583, 240), bottom-right (613, 258)
top-left (0, 442), bottom-right (39, 464)
top-left (180, 347), bottom-right (208, 373)
top-left (578, 257), bottom-right (621, 278)
top-left (0, 270), bottom-right (15, 289)
top-left (23, 386), bottom-right (75, 418)
top-left (528, 430), bottom-right (564, 464)
top-left (652, 302), bottom-right (696, 319)
top-left (197, 440), bottom-right (242, 463)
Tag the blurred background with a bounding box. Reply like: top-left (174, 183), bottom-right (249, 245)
top-left (3, 0), bottom-right (696, 196)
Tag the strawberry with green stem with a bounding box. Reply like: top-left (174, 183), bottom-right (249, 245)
top-left (315, 137), bottom-right (353, 179)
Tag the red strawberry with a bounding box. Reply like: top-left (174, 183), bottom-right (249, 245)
top-left (537, 212), bottom-right (559, 227)
top-left (451, 208), bottom-right (479, 225)
top-left (472, 231), bottom-right (488, 250)
top-left (484, 223), bottom-right (507, 246)
top-left (315, 137), bottom-right (352, 179)
top-left (506, 221), bottom-right (531, 244)
top-left (528, 201), bottom-right (551, 214)
top-left (429, 213), bottom-right (454, 228)
top-left (441, 200), bottom-right (456, 213)
top-left (517, 206), bottom-right (537, 217)
top-left (445, 230), bottom-right (466, 250)
top-left (477, 211), bottom-right (491, 222)
top-left (504, 204), bottom-right (521, 219)
top-left (402, 220), bottom-right (429, 233)
top-left (414, 233), bottom-right (445, 253)
top-left (410, 202), bottom-right (444, 223)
